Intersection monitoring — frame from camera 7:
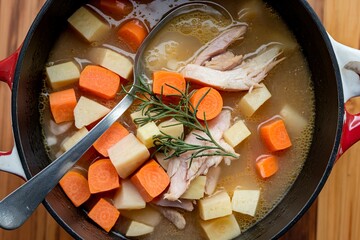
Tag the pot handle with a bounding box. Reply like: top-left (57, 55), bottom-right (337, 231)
top-left (328, 35), bottom-right (360, 157)
top-left (0, 49), bottom-right (26, 179)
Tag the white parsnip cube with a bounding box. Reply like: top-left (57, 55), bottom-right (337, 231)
top-left (232, 189), bottom-right (260, 216)
top-left (121, 206), bottom-right (162, 227)
top-left (126, 221), bottom-right (154, 237)
top-left (108, 133), bottom-right (150, 178)
top-left (89, 48), bottom-right (133, 79)
top-left (46, 61), bottom-right (80, 90)
top-left (113, 179), bottom-right (146, 210)
top-left (199, 190), bottom-right (232, 220)
top-left (136, 121), bottom-right (161, 148)
top-left (238, 83), bottom-right (271, 117)
top-left (181, 175), bottom-right (207, 200)
top-left (200, 214), bottom-right (241, 240)
top-left (158, 118), bottom-right (184, 139)
top-left (74, 96), bottom-right (110, 129)
top-left (68, 7), bottom-right (109, 42)
top-left (223, 120), bottom-right (251, 147)
top-left (280, 104), bottom-right (308, 136)
top-left (61, 127), bottom-right (88, 152)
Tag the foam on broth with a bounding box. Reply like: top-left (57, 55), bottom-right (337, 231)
top-left (40, 0), bottom-right (314, 238)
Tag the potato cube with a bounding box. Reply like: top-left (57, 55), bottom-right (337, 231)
top-left (108, 133), bottom-right (150, 178)
top-left (68, 7), bottom-right (109, 42)
top-left (223, 120), bottom-right (251, 147)
top-left (46, 61), bottom-right (80, 90)
top-left (121, 206), bottom-right (162, 227)
top-left (61, 127), bottom-right (89, 152)
top-left (280, 104), bottom-right (308, 137)
top-left (126, 221), bottom-right (154, 237)
top-left (118, 218), bottom-right (154, 237)
top-left (74, 96), bottom-right (110, 129)
top-left (158, 118), bottom-right (184, 139)
top-left (136, 121), bottom-right (161, 148)
top-left (113, 179), bottom-right (145, 210)
top-left (89, 48), bottom-right (133, 79)
top-left (200, 214), bottom-right (241, 240)
top-left (232, 189), bottom-right (260, 216)
top-left (199, 190), bottom-right (232, 220)
top-left (181, 176), bottom-right (207, 200)
top-left (238, 83), bottom-right (271, 117)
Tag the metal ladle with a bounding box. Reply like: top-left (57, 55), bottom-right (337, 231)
top-left (0, 1), bottom-right (232, 230)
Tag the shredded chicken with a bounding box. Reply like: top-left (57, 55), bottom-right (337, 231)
top-left (345, 61), bottom-right (360, 75)
top-left (153, 196), bottom-right (194, 211)
top-left (204, 51), bottom-right (243, 71)
top-left (183, 45), bottom-right (284, 91)
top-left (154, 207), bottom-right (186, 230)
top-left (164, 110), bottom-right (238, 201)
top-left (194, 25), bottom-right (247, 66)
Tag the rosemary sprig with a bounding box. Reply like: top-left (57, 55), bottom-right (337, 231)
top-left (125, 76), bottom-right (238, 162)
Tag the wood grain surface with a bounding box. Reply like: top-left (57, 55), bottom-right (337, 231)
top-left (0, 0), bottom-right (359, 239)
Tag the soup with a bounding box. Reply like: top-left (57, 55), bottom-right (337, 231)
top-left (40, 0), bottom-right (314, 239)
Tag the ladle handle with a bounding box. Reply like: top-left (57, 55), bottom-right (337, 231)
top-left (0, 93), bottom-right (134, 230)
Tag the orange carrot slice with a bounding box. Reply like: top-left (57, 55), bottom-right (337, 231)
top-left (256, 155), bottom-right (279, 179)
top-left (100, 0), bottom-right (133, 17)
top-left (59, 170), bottom-right (91, 207)
top-left (79, 65), bottom-right (120, 100)
top-left (117, 19), bottom-right (148, 52)
top-left (152, 71), bottom-right (186, 96)
top-left (260, 119), bottom-right (292, 152)
top-left (190, 87), bottom-right (223, 120)
top-left (93, 122), bottom-right (129, 157)
top-left (88, 159), bottom-right (120, 194)
top-left (88, 198), bottom-right (120, 232)
top-left (49, 88), bottom-right (77, 124)
top-left (131, 159), bottom-right (170, 202)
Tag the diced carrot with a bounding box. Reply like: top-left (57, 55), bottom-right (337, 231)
top-left (59, 170), bottom-right (91, 207)
top-left (88, 159), bottom-right (120, 194)
top-left (93, 122), bottom-right (129, 157)
top-left (79, 65), bottom-right (120, 100)
top-left (88, 198), bottom-right (120, 232)
top-left (190, 87), bottom-right (223, 121)
top-left (117, 19), bottom-right (148, 52)
top-left (49, 88), bottom-right (77, 123)
top-left (100, 0), bottom-right (133, 17)
top-left (260, 119), bottom-right (292, 152)
top-left (152, 71), bottom-right (186, 96)
top-left (256, 155), bottom-right (279, 179)
top-left (130, 159), bottom-right (170, 202)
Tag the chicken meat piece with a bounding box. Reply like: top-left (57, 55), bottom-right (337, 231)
top-left (164, 110), bottom-right (238, 201)
top-left (204, 51), bottom-right (243, 71)
top-left (194, 25), bottom-right (247, 66)
top-left (152, 196), bottom-right (194, 211)
top-left (183, 45), bottom-right (284, 91)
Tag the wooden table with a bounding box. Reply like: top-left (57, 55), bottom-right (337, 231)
top-left (0, 0), bottom-right (359, 239)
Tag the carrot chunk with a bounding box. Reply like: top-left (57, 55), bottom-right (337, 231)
top-left (88, 159), bottom-right (120, 194)
top-left (100, 0), bottom-right (133, 17)
top-left (49, 88), bottom-right (77, 124)
top-left (88, 198), bottom-right (120, 232)
top-left (79, 65), bottom-right (120, 100)
top-left (152, 71), bottom-right (186, 96)
top-left (117, 19), bottom-right (148, 52)
top-left (190, 87), bottom-right (223, 121)
top-left (59, 170), bottom-right (91, 207)
top-left (93, 122), bottom-right (129, 157)
top-left (256, 155), bottom-right (279, 179)
top-left (260, 119), bottom-right (292, 152)
top-left (131, 159), bottom-right (170, 202)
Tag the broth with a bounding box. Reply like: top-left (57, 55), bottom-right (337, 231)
top-left (40, 0), bottom-right (314, 239)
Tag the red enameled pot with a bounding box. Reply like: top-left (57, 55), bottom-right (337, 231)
top-left (1, 0), bottom-right (360, 239)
